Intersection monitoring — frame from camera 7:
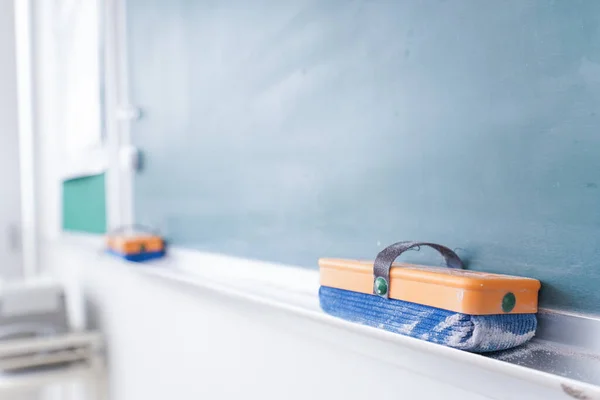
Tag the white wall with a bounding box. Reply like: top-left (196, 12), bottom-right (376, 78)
top-left (0, 0), bottom-right (23, 279)
top-left (4, 1), bottom-right (54, 397)
top-left (31, 0), bottom-right (69, 243)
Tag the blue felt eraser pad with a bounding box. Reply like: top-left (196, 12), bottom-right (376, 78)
top-left (106, 249), bottom-right (166, 263)
top-left (319, 286), bottom-right (537, 352)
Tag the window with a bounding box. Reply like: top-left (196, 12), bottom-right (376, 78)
top-left (53, 0), bottom-right (106, 180)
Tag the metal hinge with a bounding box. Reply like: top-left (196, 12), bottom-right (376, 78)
top-left (119, 145), bottom-right (143, 172)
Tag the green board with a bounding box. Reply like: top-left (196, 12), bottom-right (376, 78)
top-left (127, 0), bottom-right (600, 314)
top-left (62, 173), bottom-right (107, 234)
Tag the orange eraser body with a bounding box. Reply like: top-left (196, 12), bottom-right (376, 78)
top-left (319, 258), bottom-right (540, 315)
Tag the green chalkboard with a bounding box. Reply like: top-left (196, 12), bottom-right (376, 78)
top-left (127, 0), bottom-right (600, 313)
top-left (63, 174), bottom-right (107, 234)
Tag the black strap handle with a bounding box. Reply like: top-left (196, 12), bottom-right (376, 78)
top-left (373, 241), bottom-right (463, 298)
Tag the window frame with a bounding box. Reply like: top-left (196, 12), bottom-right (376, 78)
top-left (102, 0), bottom-right (135, 231)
